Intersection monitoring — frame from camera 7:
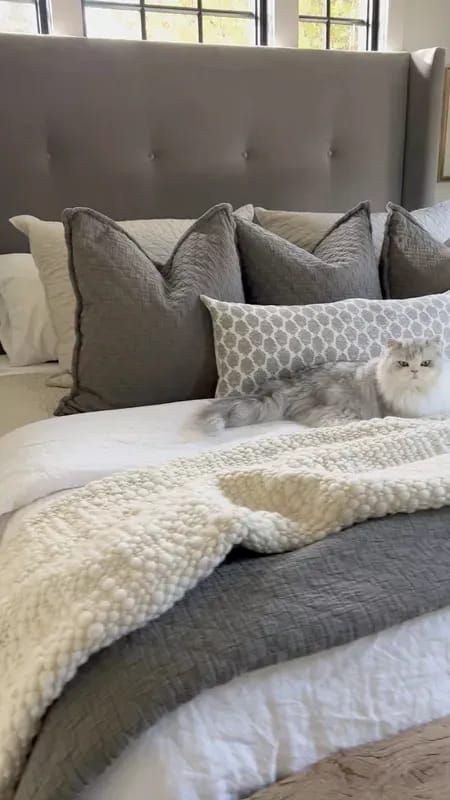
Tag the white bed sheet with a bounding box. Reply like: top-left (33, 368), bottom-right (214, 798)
top-left (2, 400), bottom-right (450, 800)
top-left (0, 355), bottom-right (65, 437)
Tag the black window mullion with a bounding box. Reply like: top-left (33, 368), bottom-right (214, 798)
top-left (371, 0), bottom-right (379, 50)
top-left (197, 0), bottom-right (203, 43)
top-left (325, 0), bottom-right (330, 49)
top-left (140, 0), bottom-right (147, 39)
top-left (258, 0), bottom-right (267, 46)
top-left (36, 0), bottom-right (50, 34)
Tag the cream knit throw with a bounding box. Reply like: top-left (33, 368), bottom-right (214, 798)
top-left (3, 417), bottom-right (450, 798)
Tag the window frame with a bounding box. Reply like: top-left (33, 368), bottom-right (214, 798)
top-left (81, 1), bottom-right (268, 46)
top-left (36, 0), bottom-right (50, 32)
top-left (298, 0), bottom-right (379, 51)
top-left (2, 0), bottom-right (50, 32)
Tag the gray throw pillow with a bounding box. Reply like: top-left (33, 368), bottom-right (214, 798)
top-left (254, 207), bottom-right (387, 265)
top-left (237, 202), bottom-right (381, 305)
top-left (381, 203), bottom-right (450, 298)
top-left (56, 203), bottom-right (244, 415)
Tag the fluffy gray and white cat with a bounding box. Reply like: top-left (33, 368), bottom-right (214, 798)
top-left (200, 338), bottom-right (450, 432)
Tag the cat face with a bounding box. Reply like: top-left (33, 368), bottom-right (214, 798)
top-left (381, 338), bottom-right (443, 393)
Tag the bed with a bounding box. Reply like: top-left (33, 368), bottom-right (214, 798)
top-left (0, 356), bottom-right (65, 436)
top-left (0, 32), bottom-right (448, 800)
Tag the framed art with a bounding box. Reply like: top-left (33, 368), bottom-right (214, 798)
top-left (439, 67), bottom-right (450, 181)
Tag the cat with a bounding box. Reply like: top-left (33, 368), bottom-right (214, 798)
top-left (200, 338), bottom-right (450, 432)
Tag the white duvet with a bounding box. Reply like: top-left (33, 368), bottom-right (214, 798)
top-left (2, 401), bottom-right (450, 800)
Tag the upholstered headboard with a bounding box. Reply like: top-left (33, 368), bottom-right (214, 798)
top-left (0, 34), bottom-right (445, 254)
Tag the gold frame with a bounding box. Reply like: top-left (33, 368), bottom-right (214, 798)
top-left (438, 67), bottom-right (450, 182)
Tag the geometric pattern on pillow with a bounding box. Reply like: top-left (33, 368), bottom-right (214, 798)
top-left (202, 293), bottom-right (450, 398)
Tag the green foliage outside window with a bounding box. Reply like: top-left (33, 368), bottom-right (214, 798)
top-left (299, 0), bottom-right (370, 51)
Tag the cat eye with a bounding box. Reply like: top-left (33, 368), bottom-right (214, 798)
top-left (397, 361), bottom-right (409, 367)
top-left (420, 360), bottom-right (432, 367)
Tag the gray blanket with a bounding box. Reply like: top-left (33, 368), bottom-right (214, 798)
top-left (15, 507), bottom-right (450, 800)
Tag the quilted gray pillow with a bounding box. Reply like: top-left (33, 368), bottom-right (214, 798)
top-left (382, 203), bottom-right (450, 298)
top-left (202, 293), bottom-right (450, 398)
top-left (57, 204), bottom-right (244, 414)
top-left (237, 202), bottom-right (381, 305)
top-left (255, 207), bottom-right (387, 264)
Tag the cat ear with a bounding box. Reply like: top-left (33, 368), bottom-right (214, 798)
top-left (386, 339), bottom-right (401, 349)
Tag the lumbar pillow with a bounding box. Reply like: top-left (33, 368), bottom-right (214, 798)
top-left (202, 293), bottom-right (450, 398)
top-left (11, 205), bottom-right (253, 377)
top-left (237, 202), bottom-right (382, 306)
top-left (56, 204), bottom-right (244, 415)
top-left (381, 203), bottom-right (450, 298)
top-left (255, 200), bottom-right (450, 267)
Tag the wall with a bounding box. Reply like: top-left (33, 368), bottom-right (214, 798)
top-left (386, 0), bottom-right (450, 201)
top-left (51, 0), bottom-right (83, 36)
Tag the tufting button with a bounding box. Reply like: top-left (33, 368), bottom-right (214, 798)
top-left (149, 152), bottom-right (156, 161)
top-left (242, 150), bottom-right (249, 160)
top-left (328, 147), bottom-right (335, 158)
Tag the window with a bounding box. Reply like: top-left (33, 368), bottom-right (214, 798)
top-left (298, 0), bottom-right (379, 51)
top-left (82, 1), bottom-right (267, 46)
top-left (0, 0), bottom-right (49, 33)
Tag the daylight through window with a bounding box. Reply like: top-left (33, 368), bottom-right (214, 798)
top-left (0, 0), bottom-right (49, 33)
top-left (298, 0), bottom-right (379, 51)
top-left (82, 1), bottom-right (267, 46)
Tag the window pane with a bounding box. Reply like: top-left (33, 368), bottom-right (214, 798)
top-left (298, 21), bottom-right (326, 48)
top-left (330, 21), bottom-right (366, 49)
top-left (330, 0), bottom-right (368, 19)
top-left (299, 0), bottom-right (326, 15)
top-left (203, 15), bottom-right (254, 45)
top-left (202, 1), bottom-right (254, 10)
top-left (0, 0), bottom-right (37, 33)
top-left (147, 1), bottom-right (198, 7)
top-left (84, 7), bottom-right (141, 39)
top-left (145, 11), bottom-right (198, 42)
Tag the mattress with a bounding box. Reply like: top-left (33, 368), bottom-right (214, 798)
top-left (0, 355), bottom-right (66, 437)
top-left (3, 401), bottom-right (450, 800)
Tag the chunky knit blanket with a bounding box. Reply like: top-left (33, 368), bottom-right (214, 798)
top-left (3, 416), bottom-right (450, 799)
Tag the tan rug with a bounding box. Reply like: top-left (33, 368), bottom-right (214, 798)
top-left (245, 717), bottom-right (450, 799)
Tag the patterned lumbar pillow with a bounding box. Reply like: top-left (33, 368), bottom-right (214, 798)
top-left (381, 203), bottom-right (450, 298)
top-left (237, 202), bottom-right (382, 305)
top-left (202, 293), bottom-right (450, 398)
top-left (57, 204), bottom-right (244, 414)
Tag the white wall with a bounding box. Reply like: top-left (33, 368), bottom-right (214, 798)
top-left (51, 0), bottom-right (83, 36)
top-left (386, 0), bottom-right (450, 201)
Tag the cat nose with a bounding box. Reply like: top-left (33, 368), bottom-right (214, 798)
top-left (411, 369), bottom-right (418, 374)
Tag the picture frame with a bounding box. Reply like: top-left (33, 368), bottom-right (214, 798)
top-left (438, 67), bottom-right (450, 182)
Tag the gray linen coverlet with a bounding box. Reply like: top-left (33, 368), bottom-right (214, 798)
top-left (15, 505), bottom-right (450, 800)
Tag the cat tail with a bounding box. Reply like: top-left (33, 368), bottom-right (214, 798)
top-left (199, 386), bottom-right (286, 435)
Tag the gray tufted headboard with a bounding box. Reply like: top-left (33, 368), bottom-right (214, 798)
top-left (0, 34), bottom-right (445, 254)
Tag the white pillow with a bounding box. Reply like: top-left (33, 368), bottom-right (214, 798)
top-left (10, 205), bottom-right (254, 376)
top-left (0, 253), bottom-right (57, 366)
